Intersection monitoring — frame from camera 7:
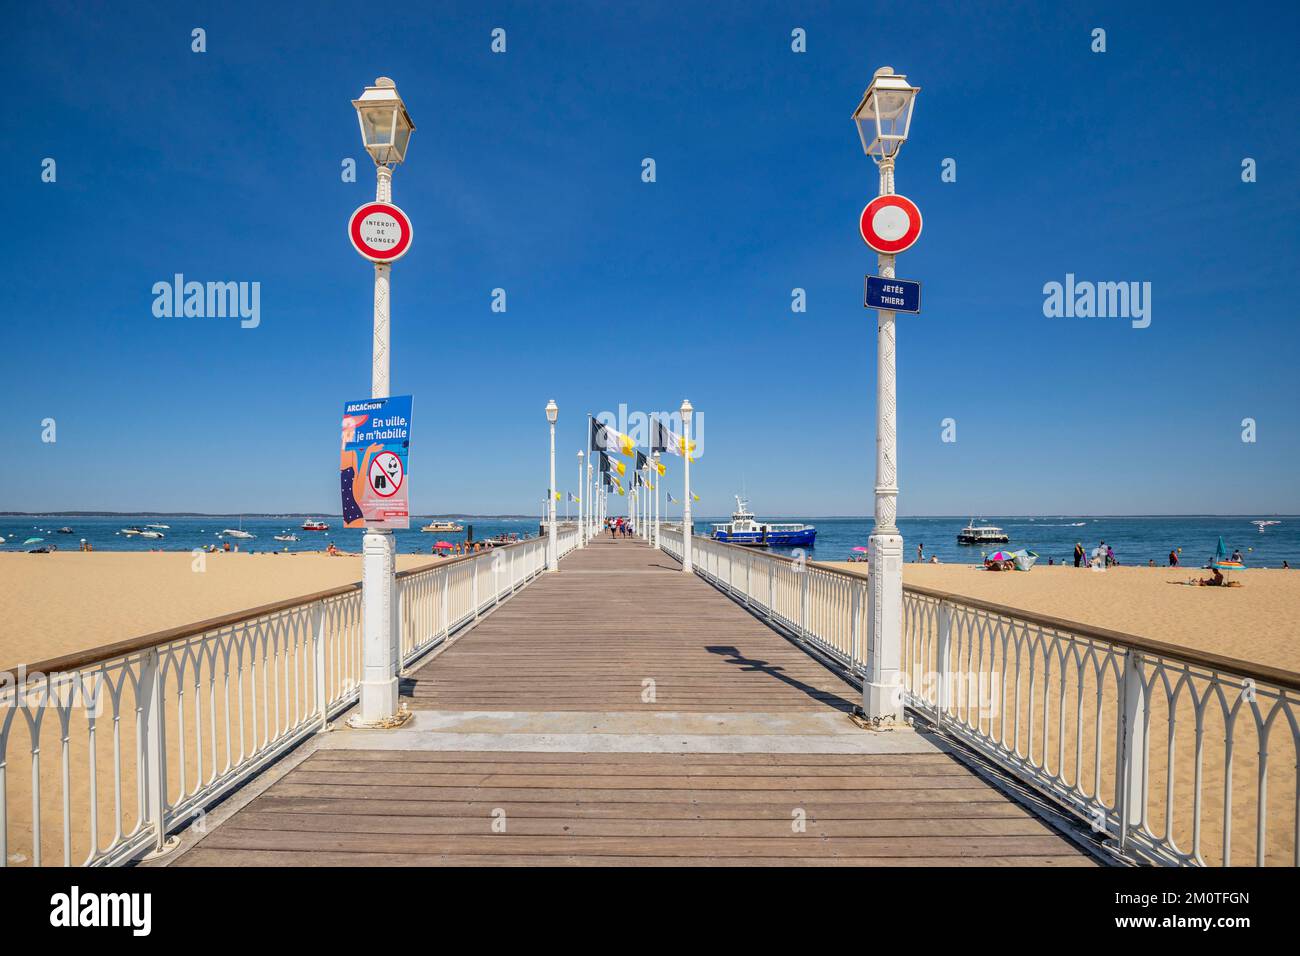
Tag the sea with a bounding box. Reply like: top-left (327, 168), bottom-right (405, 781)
top-left (2, 514), bottom-right (1295, 568)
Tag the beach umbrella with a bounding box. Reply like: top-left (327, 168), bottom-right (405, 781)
top-left (988, 550), bottom-right (1014, 562)
top-left (852, 546), bottom-right (868, 553)
top-left (434, 541), bottom-right (453, 550)
top-left (23, 537), bottom-right (43, 546)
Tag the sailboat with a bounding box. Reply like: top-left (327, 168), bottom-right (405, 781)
top-left (1251, 520), bottom-right (1281, 532)
top-left (221, 516), bottom-right (255, 539)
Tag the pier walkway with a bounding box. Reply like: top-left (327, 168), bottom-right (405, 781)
top-left (165, 538), bottom-right (1096, 866)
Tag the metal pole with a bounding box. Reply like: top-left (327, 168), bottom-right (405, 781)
top-left (547, 419), bottom-right (558, 570)
top-left (359, 163), bottom-right (398, 725)
top-left (863, 155), bottom-right (904, 724)
top-left (653, 451), bottom-right (661, 549)
top-left (577, 452), bottom-right (585, 547)
top-left (682, 403), bottom-right (693, 573)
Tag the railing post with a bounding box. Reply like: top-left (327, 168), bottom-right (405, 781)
top-left (472, 557), bottom-right (480, 620)
top-left (850, 581), bottom-right (861, 671)
top-left (1115, 649), bottom-right (1147, 850)
top-left (440, 569), bottom-right (450, 639)
top-left (767, 563), bottom-right (774, 621)
top-left (139, 647), bottom-right (168, 851)
top-left (935, 600), bottom-right (951, 729)
top-left (392, 577), bottom-right (404, 670)
top-left (313, 601), bottom-right (328, 729)
top-left (744, 553), bottom-right (751, 606)
top-left (799, 569), bottom-right (809, 639)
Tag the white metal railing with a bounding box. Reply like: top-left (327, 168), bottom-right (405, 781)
top-left (1, 535), bottom-right (557, 867)
top-left (662, 528), bottom-right (1300, 867)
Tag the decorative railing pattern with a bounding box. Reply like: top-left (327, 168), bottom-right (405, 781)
top-left (0, 532), bottom-right (573, 867)
top-left (661, 527), bottom-right (1300, 867)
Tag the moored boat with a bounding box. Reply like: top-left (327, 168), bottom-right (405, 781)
top-left (421, 520), bottom-right (465, 533)
top-left (301, 519), bottom-right (330, 531)
top-left (957, 519), bottom-right (1009, 545)
top-left (711, 497), bottom-right (816, 547)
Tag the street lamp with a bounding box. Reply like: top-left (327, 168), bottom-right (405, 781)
top-left (680, 399), bottom-right (693, 573)
top-left (352, 77), bottom-right (415, 727)
top-left (353, 78), bottom-right (416, 167)
top-left (652, 450), bottom-right (661, 550)
top-left (852, 66), bottom-right (919, 726)
top-left (546, 400), bottom-right (559, 570)
top-left (577, 451), bottom-right (585, 546)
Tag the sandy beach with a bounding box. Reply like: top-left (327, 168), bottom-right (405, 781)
top-left (822, 562), bottom-right (1300, 673)
top-left (0, 551), bottom-right (443, 671)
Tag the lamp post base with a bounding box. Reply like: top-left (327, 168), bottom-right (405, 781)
top-left (862, 529), bottom-right (905, 724)
top-left (357, 528), bottom-right (400, 724)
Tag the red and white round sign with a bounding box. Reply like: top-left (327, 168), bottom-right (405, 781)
top-left (348, 202), bottom-right (413, 262)
top-left (368, 451), bottom-right (404, 497)
top-left (859, 194), bottom-right (922, 255)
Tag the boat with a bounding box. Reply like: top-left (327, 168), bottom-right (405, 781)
top-left (221, 517), bottom-right (255, 539)
top-left (1251, 520), bottom-right (1281, 532)
top-left (274, 533), bottom-right (299, 542)
top-left (421, 520), bottom-right (465, 533)
top-left (56, 527), bottom-right (74, 534)
top-left (139, 530), bottom-right (165, 539)
top-left (146, 523), bottom-right (170, 530)
top-left (301, 519), bottom-right (330, 531)
top-left (710, 497), bottom-right (816, 547)
top-left (120, 527), bottom-right (144, 536)
top-left (957, 519), bottom-right (1009, 545)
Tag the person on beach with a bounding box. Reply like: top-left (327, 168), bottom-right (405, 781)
top-left (1284, 560), bottom-right (1291, 569)
top-left (1231, 548), bottom-right (1243, 563)
top-left (1106, 545), bottom-right (1116, 567)
top-left (1169, 548), bottom-right (1179, 567)
top-left (1074, 542), bottom-right (1084, 568)
top-left (917, 543), bottom-right (923, 563)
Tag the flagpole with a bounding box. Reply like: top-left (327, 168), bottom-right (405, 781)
top-left (653, 451), bottom-right (661, 549)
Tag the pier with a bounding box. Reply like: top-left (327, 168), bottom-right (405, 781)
top-left (3, 529), bottom-right (1297, 868)
top-left (159, 538), bottom-right (1096, 867)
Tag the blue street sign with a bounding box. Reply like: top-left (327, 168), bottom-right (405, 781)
top-left (864, 275), bottom-right (921, 314)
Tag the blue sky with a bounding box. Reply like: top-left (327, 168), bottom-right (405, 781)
top-left (2, 1), bottom-right (1297, 516)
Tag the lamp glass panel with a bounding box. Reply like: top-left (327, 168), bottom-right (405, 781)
top-left (359, 106), bottom-right (397, 147)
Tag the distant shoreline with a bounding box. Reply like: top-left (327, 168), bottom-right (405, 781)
top-left (3, 512), bottom-right (1295, 520)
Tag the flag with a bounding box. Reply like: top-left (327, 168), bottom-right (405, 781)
top-left (651, 415), bottom-right (695, 456)
top-left (592, 417), bottom-right (635, 456)
top-left (634, 471), bottom-right (642, 487)
top-left (635, 451), bottom-right (648, 472)
top-left (667, 492), bottom-right (676, 503)
top-left (692, 493), bottom-right (700, 502)
top-left (568, 492), bottom-right (580, 503)
top-left (652, 457), bottom-right (666, 476)
top-left (602, 452), bottom-right (626, 477)
top-left (645, 479), bottom-right (654, 490)
top-left (602, 473), bottom-right (613, 490)
top-left (555, 491), bottom-right (562, 501)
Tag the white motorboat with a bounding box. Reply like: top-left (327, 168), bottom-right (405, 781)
top-left (957, 519), bottom-right (1009, 545)
top-left (139, 530), bottom-right (165, 539)
top-left (274, 533), bottom-right (299, 542)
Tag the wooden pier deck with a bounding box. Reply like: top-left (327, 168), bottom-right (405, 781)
top-left (166, 538), bottom-right (1098, 866)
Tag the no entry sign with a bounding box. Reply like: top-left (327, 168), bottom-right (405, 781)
top-left (859, 194), bottom-right (922, 255)
top-left (348, 202), bottom-right (413, 262)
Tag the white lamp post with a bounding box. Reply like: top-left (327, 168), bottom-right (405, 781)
top-left (852, 66), bottom-right (919, 724)
top-left (680, 399), bottom-right (693, 573)
top-left (546, 400), bottom-right (559, 570)
top-left (652, 450), bottom-right (661, 549)
top-left (352, 77), bottom-right (415, 727)
top-left (577, 451), bottom-right (585, 546)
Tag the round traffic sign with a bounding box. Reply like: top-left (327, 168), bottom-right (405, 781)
top-left (348, 202), bottom-right (413, 262)
top-left (859, 194), bottom-right (922, 255)
top-left (368, 451), bottom-right (404, 498)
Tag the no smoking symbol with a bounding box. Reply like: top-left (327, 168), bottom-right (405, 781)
top-left (368, 452), bottom-right (404, 497)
